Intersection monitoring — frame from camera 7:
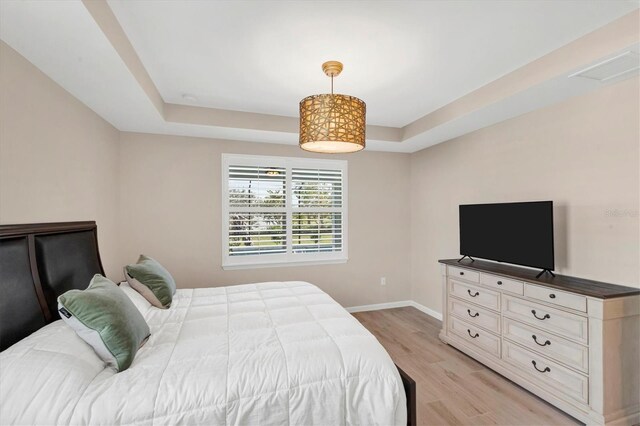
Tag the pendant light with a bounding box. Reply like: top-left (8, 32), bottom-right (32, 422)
top-left (299, 61), bottom-right (366, 153)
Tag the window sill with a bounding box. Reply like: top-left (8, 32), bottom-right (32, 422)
top-left (222, 258), bottom-right (348, 271)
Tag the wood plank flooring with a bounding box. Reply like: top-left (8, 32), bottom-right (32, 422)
top-left (352, 307), bottom-right (582, 426)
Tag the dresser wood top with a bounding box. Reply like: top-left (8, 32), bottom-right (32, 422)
top-left (439, 259), bottom-right (640, 299)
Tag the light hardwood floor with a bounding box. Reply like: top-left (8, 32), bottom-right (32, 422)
top-left (352, 307), bottom-right (582, 426)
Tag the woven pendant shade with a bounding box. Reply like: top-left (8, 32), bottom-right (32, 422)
top-left (299, 61), bottom-right (366, 153)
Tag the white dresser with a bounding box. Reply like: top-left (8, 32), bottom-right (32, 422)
top-left (439, 259), bottom-right (640, 425)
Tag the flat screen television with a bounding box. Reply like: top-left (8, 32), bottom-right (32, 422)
top-left (459, 201), bottom-right (554, 271)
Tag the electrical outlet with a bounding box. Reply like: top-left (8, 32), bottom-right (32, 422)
top-left (380, 277), bottom-right (386, 286)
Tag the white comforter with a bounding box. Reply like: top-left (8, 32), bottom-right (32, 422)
top-left (1, 281), bottom-right (406, 425)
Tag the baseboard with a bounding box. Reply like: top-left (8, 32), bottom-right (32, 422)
top-left (346, 300), bottom-right (413, 313)
top-left (346, 300), bottom-right (443, 321)
top-left (408, 301), bottom-right (443, 321)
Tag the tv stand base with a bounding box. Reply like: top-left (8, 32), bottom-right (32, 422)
top-left (457, 255), bottom-right (474, 263)
top-left (535, 269), bottom-right (556, 278)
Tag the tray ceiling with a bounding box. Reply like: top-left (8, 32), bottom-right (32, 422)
top-left (1, 0), bottom-right (638, 152)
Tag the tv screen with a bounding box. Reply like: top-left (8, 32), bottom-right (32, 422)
top-left (459, 201), bottom-right (554, 270)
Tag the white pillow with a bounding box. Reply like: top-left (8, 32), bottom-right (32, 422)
top-left (119, 281), bottom-right (152, 315)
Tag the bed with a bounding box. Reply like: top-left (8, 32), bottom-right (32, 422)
top-left (0, 221), bottom-right (416, 425)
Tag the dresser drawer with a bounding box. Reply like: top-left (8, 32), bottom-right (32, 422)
top-left (449, 279), bottom-right (500, 311)
top-left (503, 341), bottom-right (588, 405)
top-left (448, 266), bottom-right (480, 282)
top-left (503, 318), bottom-right (589, 373)
top-left (449, 316), bottom-right (500, 358)
top-left (502, 295), bottom-right (588, 344)
top-left (449, 297), bottom-right (501, 334)
top-left (480, 273), bottom-right (524, 295)
top-left (524, 284), bottom-right (587, 312)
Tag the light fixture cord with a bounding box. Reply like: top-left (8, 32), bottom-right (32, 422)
top-left (331, 75), bottom-right (334, 94)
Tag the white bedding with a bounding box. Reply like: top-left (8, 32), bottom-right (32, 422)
top-left (1, 281), bottom-right (406, 425)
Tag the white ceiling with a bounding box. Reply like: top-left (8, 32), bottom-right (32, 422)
top-left (108, 0), bottom-right (639, 127)
top-left (0, 1), bottom-right (638, 153)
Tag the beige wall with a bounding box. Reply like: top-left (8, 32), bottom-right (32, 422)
top-left (118, 133), bottom-right (412, 307)
top-left (410, 76), bottom-right (640, 314)
top-left (0, 41), bottom-right (121, 278)
top-left (0, 41), bottom-right (412, 307)
top-left (2, 40), bottom-right (638, 312)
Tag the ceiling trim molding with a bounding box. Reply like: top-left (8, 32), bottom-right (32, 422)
top-left (401, 8), bottom-right (640, 141)
top-left (82, 0), bottom-right (164, 117)
top-left (163, 103), bottom-right (403, 142)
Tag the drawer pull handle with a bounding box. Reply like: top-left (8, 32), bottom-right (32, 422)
top-left (467, 309), bottom-right (479, 318)
top-left (531, 310), bottom-right (550, 320)
top-left (531, 360), bottom-right (551, 373)
top-left (467, 289), bottom-right (480, 297)
top-left (459, 272), bottom-right (464, 276)
top-left (549, 294), bottom-right (556, 299)
top-left (532, 335), bottom-right (551, 346)
top-left (497, 281), bottom-right (502, 285)
top-left (467, 329), bottom-right (479, 338)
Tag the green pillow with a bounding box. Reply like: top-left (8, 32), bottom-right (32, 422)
top-left (57, 275), bottom-right (150, 372)
top-left (124, 255), bottom-right (176, 309)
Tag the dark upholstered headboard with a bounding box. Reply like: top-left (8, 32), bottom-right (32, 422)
top-left (0, 221), bottom-right (104, 351)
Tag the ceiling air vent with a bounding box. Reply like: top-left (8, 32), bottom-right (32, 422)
top-left (569, 51), bottom-right (639, 82)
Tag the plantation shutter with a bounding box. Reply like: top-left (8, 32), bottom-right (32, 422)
top-left (291, 168), bottom-right (343, 253)
top-left (222, 155), bottom-right (347, 268)
top-left (227, 165), bottom-right (286, 256)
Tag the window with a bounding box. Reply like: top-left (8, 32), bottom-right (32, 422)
top-left (222, 154), bottom-right (347, 269)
